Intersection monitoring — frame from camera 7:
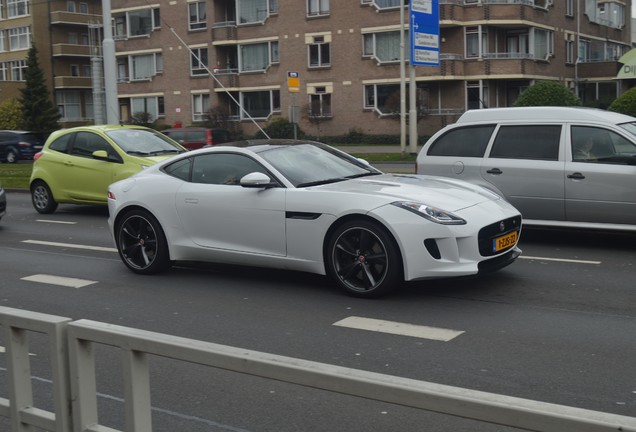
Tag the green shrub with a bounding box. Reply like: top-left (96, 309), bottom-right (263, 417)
top-left (255, 117), bottom-right (305, 139)
top-left (513, 80), bottom-right (581, 107)
top-left (608, 87), bottom-right (636, 117)
top-left (0, 99), bottom-right (24, 130)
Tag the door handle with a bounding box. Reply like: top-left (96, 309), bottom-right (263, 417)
top-left (567, 172), bottom-right (585, 180)
top-left (184, 198), bottom-right (199, 204)
top-left (486, 168), bottom-right (503, 175)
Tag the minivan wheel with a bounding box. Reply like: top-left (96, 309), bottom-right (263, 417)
top-left (31, 181), bottom-right (58, 214)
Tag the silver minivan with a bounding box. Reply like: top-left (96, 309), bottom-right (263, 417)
top-left (416, 107), bottom-right (636, 231)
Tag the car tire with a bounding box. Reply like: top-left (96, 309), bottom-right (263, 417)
top-left (31, 181), bottom-right (59, 214)
top-left (5, 148), bottom-right (18, 163)
top-left (326, 219), bottom-right (403, 298)
top-left (115, 209), bottom-right (171, 275)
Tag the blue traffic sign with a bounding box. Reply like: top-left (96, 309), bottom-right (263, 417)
top-left (409, 0), bottom-right (440, 67)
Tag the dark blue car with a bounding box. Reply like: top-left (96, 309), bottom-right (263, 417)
top-left (0, 130), bottom-right (45, 163)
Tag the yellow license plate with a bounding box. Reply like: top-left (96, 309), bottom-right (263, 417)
top-left (493, 231), bottom-right (518, 252)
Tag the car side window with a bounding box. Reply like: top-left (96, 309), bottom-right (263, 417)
top-left (48, 133), bottom-right (73, 153)
top-left (163, 157), bottom-right (192, 181)
top-left (490, 125), bottom-right (561, 161)
top-left (71, 132), bottom-right (117, 159)
top-left (571, 125), bottom-right (636, 164)
top-left (191, 153), bottom-right (270, 185)
top-left (427, 125), bottom-right (495, 157)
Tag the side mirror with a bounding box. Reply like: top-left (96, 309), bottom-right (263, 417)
top-left (92, 150), bottom-right (110, 161)
top-left (240, 172), bottom-right (277, 188)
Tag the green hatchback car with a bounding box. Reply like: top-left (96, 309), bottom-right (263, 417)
top-left (30, 125), bottom-right (186, 214)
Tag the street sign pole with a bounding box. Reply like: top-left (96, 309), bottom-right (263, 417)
top-left (409, 0), bottom-right (440, 153)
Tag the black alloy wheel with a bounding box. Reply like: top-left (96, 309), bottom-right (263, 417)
top-left (116, 209), bottom-right (170, 274)
top-left (31, 181), bottom-right (58, 214)
top-left (327, 219), bottom-right (402, 298)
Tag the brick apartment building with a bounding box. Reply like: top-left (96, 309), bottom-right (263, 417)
top-left (0, 0), bottom-right (633, 137)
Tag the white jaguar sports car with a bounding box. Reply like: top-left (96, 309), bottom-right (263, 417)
top-left (107, 140), bottom-right (522, 297)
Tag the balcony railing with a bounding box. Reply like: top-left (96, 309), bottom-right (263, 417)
top-left (49, 11), bottom-right (101, 26)
top-left (54, 76), bottom-right (93, 88)
top-left (51, 44), bottom-right (92, 57)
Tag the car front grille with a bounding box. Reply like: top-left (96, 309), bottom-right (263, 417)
top-left (478, 215), bottom-right (522, 257)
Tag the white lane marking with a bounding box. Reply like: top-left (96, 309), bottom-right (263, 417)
top-left (36, 219), bottom-right (77, 225)
top-left (519, 255), bottom-right (601, 265)
top-left (333, 316), bottom-right (464, 342)
top-left (21, 274), bottom-right (97, 289)
top-left (22, 240), bottom-right (117, 253)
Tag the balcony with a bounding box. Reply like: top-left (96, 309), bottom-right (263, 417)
top-left (212, 69), bottom-right (239, 88)
top-left (52, 44), bottom-right (93, 57)
top-left (49, 11), bottom-right (101, 26)
top-left (211, 22), bottom-right (237, 42)
top-left (54, 76), bottom-right (93, 88)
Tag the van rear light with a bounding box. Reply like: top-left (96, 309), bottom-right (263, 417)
top-left (33, 152), bottom-right (43, 161)
top-left (206, 130), bottom-right (213, 146)
top-left (18, 141), bottom-right (30, 148)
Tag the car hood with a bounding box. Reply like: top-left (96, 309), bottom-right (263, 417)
top-left (313, 174), bottom-right (499, 212)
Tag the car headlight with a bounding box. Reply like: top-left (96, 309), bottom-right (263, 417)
top-left (392, 201), bottom-right (467, 225)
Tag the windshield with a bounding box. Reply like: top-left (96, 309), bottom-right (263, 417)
top-left (106, 129), bottom-right (185, 155)
top-left (257, 143), bottom-right (381, 187)
top-left (618, 121), bottom-right (636, 138)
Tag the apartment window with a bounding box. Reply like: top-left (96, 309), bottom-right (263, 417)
top-left (81, 33), bottom-right (89, 45)
top-left (69, 32), bottom-right (79, 44)
top-left (8, 26), bottom-right (30, 51)
top-left (532, 28), bottom-right (552, 60)
top-left (82, 65), bottom-right (91, 76)
top-left (188, 2), bottom-right (206, 30)
top-left (363, 31), bottom-right (402, 63)
top-left (71, 64), bottom-right (80, 76)
top-left (117, 59), bottom-right (128, 82)
top-left (8, 0), bottom-right (29, 17)
top-left (85, 93), bottom-right (94, 119)
top-left (240, 90), bottom-right (280, 119)
top-left (192, 93), bottom-right (210, 122)
top-left (565, 0), bottom-right (574, 16)
top-left (370, 0), bottom-right (405, 9)
top-left (57, 91), bottom-right (81, 120)
top-left (238, 0), bottom-right (275, 24)
top-left (309, 91), bottom-right (332, 118)
top-left (364, 84), bottom-right (399, 115)
top-left (578, 38), bottom-right (590, 63)
top-left (67, 1), bottom-right (76, 12)
top-left (130, 53), bottom-right (162, 80)
top-left (565, 40), bottom-right (574, 64)
top-left (467, 81), bottom-right (488, 110)
top-left (0, 63), bottom-right (7, 81)
top-left (9, 60), bottom-right (26, 80)
top-left (0, 32), bottom-right (5, 53)
top-left (307, 0), bottom-right (329, 17)
top-left (131, 96), bottom-right (165, 120)
top-left (190, 47), bottom-right (208, 76)
top-left (79, 2), bottom-right (89, 14)
top-left (309, 36), bottom-right (330, 67)
top-left (114, 8), bottom-right (161, 39)
top-left (239, 41), bottom-right (278, 72)
top-left (465, 26), bottom-right (486, 58)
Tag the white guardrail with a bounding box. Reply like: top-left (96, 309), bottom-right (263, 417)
top-left (1, 306), bottom-right (636, 432)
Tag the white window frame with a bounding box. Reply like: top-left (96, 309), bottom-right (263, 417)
top-left (362, 31), bottom-right (403, 63)
top-left (239, 41), bottom-right (278, 72)
top-left (7, 0), bottom-right (29, 17)
top-left (192, 93), bottom-right (210, 122)
top-left (10, 59), bottom-right (27, 81)
top-left (0, 63), bottom-right (8, 81)
top-left (307, 0), bottom-right (329, 17)
top-left (188, 2), bottom-right (207, 30)
top-left (190, 47), bottom-right (208, 76)
top-left (131, 96), bottom-right (165, 120)
top-left (129, 52), bottom-right (163, 81)
top-left (8, 26), bottom-right (31, 51)
top-left (67, 1), bottom-right (76, 13)
top-left (79, 2), bottom-right (89, 14)
top-left (308, 36), bottom-right (330, 68)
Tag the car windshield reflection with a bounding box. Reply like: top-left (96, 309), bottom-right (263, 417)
top-left (257, 143), bottom-right (381, 188)
top-left (106, 129), bottom-right (185, 155)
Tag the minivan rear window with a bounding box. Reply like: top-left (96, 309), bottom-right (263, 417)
top-left (490, 125), bottom-right (561, 161)
top-left (427, 125), bottom-right (495, 157)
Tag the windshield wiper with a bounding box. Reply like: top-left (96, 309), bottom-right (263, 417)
top-left (147, 149), bottom-right (182, 155)
top-left (345, 172), bottom-right (382, 179)
top-left (296, 178), bottom-right (347, 188)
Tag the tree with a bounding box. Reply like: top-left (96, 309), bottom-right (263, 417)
top-left (0, 99), bottom-right (24, 130)
top-left (608, 86), bottom-right (636, 117)
top-left (19, 45), bottom-right (60, 136)
top-left (513, 80), bottom-right (581, 107)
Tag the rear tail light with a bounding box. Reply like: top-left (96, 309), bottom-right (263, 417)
top-left (108, 191), bottom-right (116, 200)
top-left (18, 141), bottom-right (31, 148)
top-left (206, 130), bottom-right (213, 146)
top-left (33, 152), bottom-right (43, 161)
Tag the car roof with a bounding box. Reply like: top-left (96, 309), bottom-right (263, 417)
top-left (456, 107), bottom-right (636, 124)
top-left (219, 139), bottom-right (326, 151)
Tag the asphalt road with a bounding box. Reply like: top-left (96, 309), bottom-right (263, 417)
top-left (1, 191), bottom-right (635, 431)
